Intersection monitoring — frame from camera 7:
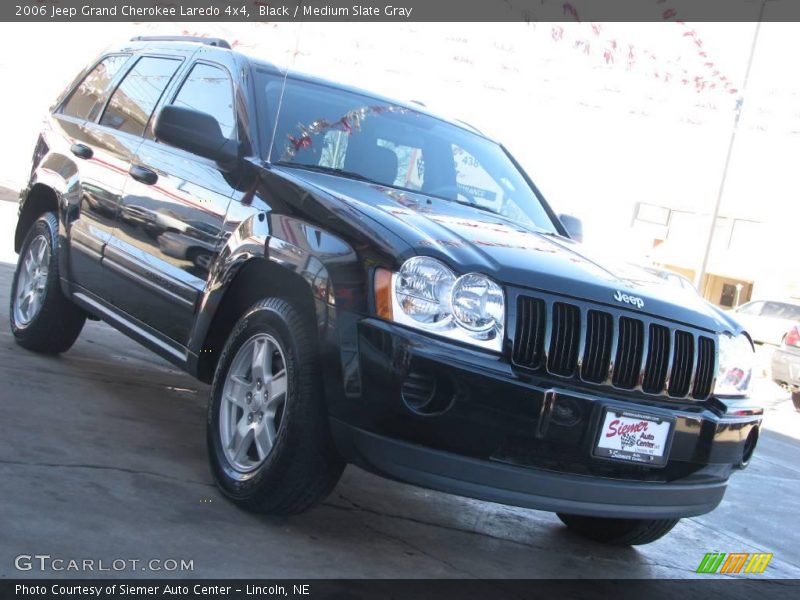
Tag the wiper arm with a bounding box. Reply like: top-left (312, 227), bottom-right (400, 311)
top-left (450, 198), bottom-right (555, 235)
top-left (451, 198), bottom-right (500, 217)
top-left (274, 162), bottom-right (379, 184)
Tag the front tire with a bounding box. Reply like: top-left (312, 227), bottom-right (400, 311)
top-left (792, 391), bottom-right (800, 411)
top-left (10, 212), bottom-right (85, 354)
top-left (557, 513), bottom-right (680, 545)
top-left (207, 298), bottom-right (345, 515)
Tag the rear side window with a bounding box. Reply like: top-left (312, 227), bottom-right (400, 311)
top-left (100, 56), bottom-right (181, 136)
top-left (171, 63), bottom-right (236, 139)
top-left (61, 55), bottom-right (129, 120)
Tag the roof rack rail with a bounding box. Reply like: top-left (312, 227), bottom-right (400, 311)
top-left (129, 36), bottom-right (232, 49)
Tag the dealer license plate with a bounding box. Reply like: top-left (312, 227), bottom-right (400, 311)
top-left (594, 409), bottom-right (673, 467)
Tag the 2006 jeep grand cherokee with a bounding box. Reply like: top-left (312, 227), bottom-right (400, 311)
top-left (11, 36), bottom-right (761, 545)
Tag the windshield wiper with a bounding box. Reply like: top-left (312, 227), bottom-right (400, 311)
top-left (450, 198), bottom-right (502, 217)
top-left (274, 162), bottom-right (380, 185)
top-left (449, 198), bottom-right (557, 236)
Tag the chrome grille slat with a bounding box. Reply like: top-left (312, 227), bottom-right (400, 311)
top-left (547, 303), bottom-right (580, 377)
top-left (511, 294), bottom-right (716, 401)
top-left (581, 310), bottom-right (612, 383)
top-left (693, 336), bottom-right (716, 398)
top-left (642, 324), bottom-right (670, 394)
top-left (612, 317), bottom-right (644, 389)
top-left (668, 330), bottom-right (695, 397)
top-left (512, 297), bottom-right (546, 369)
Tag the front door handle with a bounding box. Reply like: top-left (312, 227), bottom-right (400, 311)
top-left (70, 143), bottom-right (93, 159)
top-left (129, 165), bottom-right (158, 185)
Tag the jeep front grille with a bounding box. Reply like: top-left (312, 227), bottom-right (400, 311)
top-left (512, 295), bottom-right (717, 400)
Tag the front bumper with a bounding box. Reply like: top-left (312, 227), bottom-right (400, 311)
top-left (330, 319), bottom-right (762, 519)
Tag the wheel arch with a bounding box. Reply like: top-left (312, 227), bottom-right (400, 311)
top-left (15, 183), bottom-right (60, 252)
top-left (192, 257), bottom-right (326, 384)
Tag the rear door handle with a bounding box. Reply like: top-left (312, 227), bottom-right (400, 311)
top-left (70, 143), bottom-right (93, 159)
top-left (129, 165), bottom-right (158, 185)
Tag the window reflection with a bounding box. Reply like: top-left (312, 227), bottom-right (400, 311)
top-left (100, 57), bottom-right (181, 136)
top-left (172, 63), bottom-right (236, 139)
top-left (62, 55), bottom-right (129, 120)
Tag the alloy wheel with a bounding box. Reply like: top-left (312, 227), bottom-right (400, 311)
top-left (219, 333), bottom-right (288, 472)
top-left (14, 234), bottom-right (50, 327)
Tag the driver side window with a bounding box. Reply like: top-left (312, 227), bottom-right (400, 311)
top-left (171, 63), bottom-right (236, 140)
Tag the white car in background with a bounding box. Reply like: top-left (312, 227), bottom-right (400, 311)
top-left (732, 300), bottom-right (800, 346)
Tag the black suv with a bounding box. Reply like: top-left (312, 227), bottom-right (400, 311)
top-left (11, 36), bottom-right (761, 545)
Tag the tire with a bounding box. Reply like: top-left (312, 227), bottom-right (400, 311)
top-left (9, 212), bottom-right (85, 354)
top-left (792, 391), bottom-right (800, 411)
top-left (207, 297), bottom-right (345, 515)
top-left (557, 513), bottom-right (680, 545)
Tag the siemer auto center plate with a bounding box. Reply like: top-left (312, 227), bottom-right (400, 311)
top-left (594, 409), bottom-right (674, 467)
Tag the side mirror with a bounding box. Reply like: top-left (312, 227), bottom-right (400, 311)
top-left (154, 105), bottom-right (239, 165)
top-left (559, 213), bottom-right (584, 242)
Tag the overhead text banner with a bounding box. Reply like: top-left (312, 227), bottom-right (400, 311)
top-left (3, 0), bottom-right (798, 23)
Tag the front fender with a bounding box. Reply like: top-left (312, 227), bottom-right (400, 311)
top-left (187, 205), bottom-right (360, 361)
top-left (17, 158), bottom-right (76, 250)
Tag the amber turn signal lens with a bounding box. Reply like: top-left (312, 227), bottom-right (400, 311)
top-left (375, 268), bottom-right (393, 321)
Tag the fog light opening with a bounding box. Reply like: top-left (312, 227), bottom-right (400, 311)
top-left (401, 368), bottom-right (455, 415)
top-left (740, 427), bottom-right (759, 469)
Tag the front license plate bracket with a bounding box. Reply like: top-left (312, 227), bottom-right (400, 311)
top-left (593, 408), bottom-right (675, 468)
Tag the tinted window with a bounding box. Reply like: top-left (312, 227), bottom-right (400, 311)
top-left (262, 77), bottom-right (557, 232)
top-left (737, 302), bottom-right (763, 316)
top-left (171, 63), bottom-right (236, 139)
top-left (62, 55), bottom-right (129, 120)
top-left (100, 57), bottom-right (181, 136)
top-left (762, 302), bottom-right (800, 320)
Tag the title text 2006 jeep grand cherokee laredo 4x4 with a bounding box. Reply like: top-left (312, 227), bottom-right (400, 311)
top-left (11, 36), bottom-right (761, 545)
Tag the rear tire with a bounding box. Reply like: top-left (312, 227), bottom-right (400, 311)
top-left (557, 513), bottom-right (680, 545)
top-left (792, 391), bottom-right (800, 411)
top-left (10, 212), bottom-right (85, 354)
top-left (207, 297), bottom-right (345, 515)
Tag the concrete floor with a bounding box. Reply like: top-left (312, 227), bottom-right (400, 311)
top-left (1, 199), bottom-right (799, 579)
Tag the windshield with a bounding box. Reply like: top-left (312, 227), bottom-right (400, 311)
top-left (259, 74), bottom-right (557, 232)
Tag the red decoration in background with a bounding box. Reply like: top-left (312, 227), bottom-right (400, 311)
top-left (563, 3), bottom-right (580, 22)
top-left (545, 0), bottom-right (738, 97)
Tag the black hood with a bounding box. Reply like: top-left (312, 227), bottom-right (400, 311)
top-left (275, 167), bottom-right (741, 334)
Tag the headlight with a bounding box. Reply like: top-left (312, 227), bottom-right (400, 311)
top-left (714, 333), bottom-right (755, 397)
top-left (394, 257), bottom-right (455, 328)
top-left (451, 273), bottom-right (505, 334)
top-left (375, 257), bottom-right (505, 352)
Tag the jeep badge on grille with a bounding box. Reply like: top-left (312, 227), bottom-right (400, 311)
top-left (614, 290), bottom-right (645, 309)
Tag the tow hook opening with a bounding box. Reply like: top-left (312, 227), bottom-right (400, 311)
top-left (739, 427), bottom-right (759, 469)
top-left (401, 367), bottom-right (456, 416)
